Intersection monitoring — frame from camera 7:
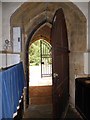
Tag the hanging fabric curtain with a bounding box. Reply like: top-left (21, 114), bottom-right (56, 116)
top-left (2, 70), bottom-right (14, 118)
top-left (0, 72), bottom-right (2, 120)
top-left (10, 66), bottom-right (19, 117)
top-left (0, 62), bottom-right (25, 119)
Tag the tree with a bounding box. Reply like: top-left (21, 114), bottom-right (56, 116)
top-left (29, 40), bottom-right (40, 66)
top-left (29, 39), bottom-right (52, 66)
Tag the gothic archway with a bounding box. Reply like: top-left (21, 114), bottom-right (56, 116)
top-left (25, 20), bottom-right (52, 105)
top-left (10, 2), bottom-right (87, 107)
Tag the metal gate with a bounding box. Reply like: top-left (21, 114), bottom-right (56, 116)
top-left (40, 40), bottom-right (52, 77)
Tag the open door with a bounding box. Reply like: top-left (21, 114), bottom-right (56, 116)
top-left (51, 8), bottom-right (69, 119)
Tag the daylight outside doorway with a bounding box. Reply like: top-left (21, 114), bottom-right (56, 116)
top-left (29, 39), bottom-right (52, 86)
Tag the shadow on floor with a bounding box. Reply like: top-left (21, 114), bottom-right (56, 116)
top-left (23, 104), bottom-right (52, 118)
top-left (23, 104), bottom-right (83, 119)
top-left (65, 105), bottom-right (83, 120)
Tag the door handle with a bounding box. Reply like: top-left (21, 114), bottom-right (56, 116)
top-left (53, 73), bottom-right (58, 78)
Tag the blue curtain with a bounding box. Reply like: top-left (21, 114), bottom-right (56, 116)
top-left (0, 72), bottom-right (2, 120)
top-left (2, 70), bottom-right (13, 118)
top-left (0, 62), bottom-right (25, 119)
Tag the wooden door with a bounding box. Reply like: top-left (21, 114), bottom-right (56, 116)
top-left (51, 8), bottom-right (69, 119)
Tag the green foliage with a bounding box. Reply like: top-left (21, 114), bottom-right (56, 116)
top-left (29, 40), bottom-right (40, 66)
top-left (29, 39), bottom-right (52, 66)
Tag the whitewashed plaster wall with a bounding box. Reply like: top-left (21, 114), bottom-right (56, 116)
top-left (74, 2), bottom-right (88, 19)
top-left (1, 2), bottom-right (22, 68)
top-left (87, 2), bottom-right (90, 75)
top-left (84, 2), bottom-right (90, 75)
top-left (72, 2), bottom-right (90, 75)
top-left (0, 2), bottom-right (2, 68)
top-left (0, 2), bottom-right (2, 51)
top-left (1, 54), bottom-right (20, 68)
top-left (76, 2), bottom-right (90, 75)
top-left (2, 2), bottom-right (22, 46)
top-left (0, 53), bottom-right (20, 68)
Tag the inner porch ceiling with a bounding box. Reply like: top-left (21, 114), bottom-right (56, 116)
top-left (30, 24), bottom-right (51, 45)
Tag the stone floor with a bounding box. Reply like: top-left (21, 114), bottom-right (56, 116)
top-left (23, 104), bottom-right (83, 119)
top-left (65, 105), bottom-right (83, 119)
top-left (23, 104), bottom-right (52, 118)
top-left (26, 66), bottom-right (83, 119)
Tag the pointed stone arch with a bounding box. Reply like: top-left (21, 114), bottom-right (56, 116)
top-left (25, 19), bottom-right (52, 105)
top-left (10, 2), bottom-right (86, 52)
top-left (10, 2), bottom-right (87, 106)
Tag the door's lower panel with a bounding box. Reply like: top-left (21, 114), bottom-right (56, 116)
top-left (53, 80), bottom-right (69, 119)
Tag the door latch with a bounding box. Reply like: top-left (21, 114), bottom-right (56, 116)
top-left (41, 62), bottom-right (44, 64)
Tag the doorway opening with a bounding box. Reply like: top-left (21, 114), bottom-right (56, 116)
top-left (29, 39), bottom-right (52, 86)
top-left (29, 39), bottom-right (52, 107)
